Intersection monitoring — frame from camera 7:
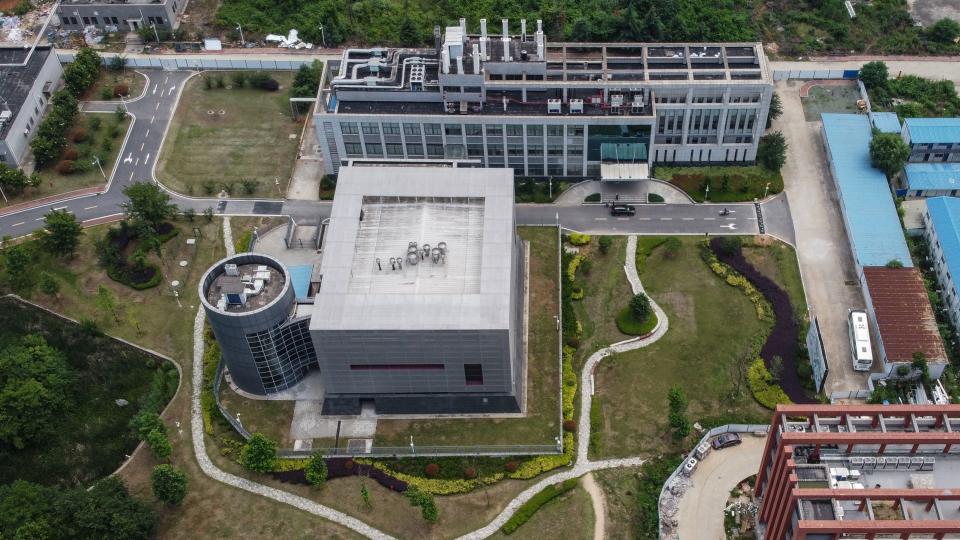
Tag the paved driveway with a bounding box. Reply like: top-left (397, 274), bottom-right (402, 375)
top-left (774, 79), bottom-right (870, 394)
top-left (677, 435), bottom-right (767, 540)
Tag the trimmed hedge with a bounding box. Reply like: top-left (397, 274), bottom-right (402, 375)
top-left (568, 232), bottom-right (591, 246)
top-left (589, 397), bottom-right (603, 456)
top-left (501, 479), bottom-right (579, 534)
top-left (747, 359), bottom-right (792, 409)
top-left (566, 253), bottom-right (585, 283)
top-left (701, 244), bottom-right (772, 321)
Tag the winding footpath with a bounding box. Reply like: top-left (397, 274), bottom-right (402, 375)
top-left (188, 234), bottom-right (667, 539)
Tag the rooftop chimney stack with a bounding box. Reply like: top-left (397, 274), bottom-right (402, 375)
top-left (501, 19), bottom-right (510, 62)
top-left (472, 43), bottom-right (481, 74)
top-left (480, 18), bottom-right (489, 60)
top-left (456, 54), bottom-right (464, 74)
top-left (459, 17), bottom-right (466, 41)
top-left (521, 19), bottom-right (526, 41)
top-left (441, 47), bottom-right (450, 74)
top-left (535, 19), bottom-right (545, 61)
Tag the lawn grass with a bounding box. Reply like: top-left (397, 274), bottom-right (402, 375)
top-left (593, 467), bottom-right (644, 538)
top-left (489, 482), bottom-right (593, 539)
top-left (83, 68), bottom-right (147, 101)
top-left (374, 226), bottom-right (560, 446)
top-left (615, 306), bottom-right (658, 336)
top-left (3, 113), bottom-right (130, 208)
top-left (156, 72), bottom-right (303, 198)
top-left (655, 165), bottom-right (783, 203)
top-left (800, 84), bottom-right (861, 122)
top-left (572, 236), bottom-right (633, 356)
top-left (593, 237), bottom-right (770, 458)
top-left (0, 296), bottom-right (169, 487)
top-left (217, 385), bottom-right (295, 446)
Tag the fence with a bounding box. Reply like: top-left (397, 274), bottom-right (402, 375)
top-left (772, 69), bottom-right (860, 81)
top-left (58, 51), bottom-right (313, 71)
top-left (658, 423), bottom-right (770, 539)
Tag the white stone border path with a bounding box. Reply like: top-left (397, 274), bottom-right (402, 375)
top-left (187, 234), bottom-right (668, 540)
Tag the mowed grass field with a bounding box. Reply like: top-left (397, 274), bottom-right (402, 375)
top-left (593, 237), bottom-right (770, 458)
top-left (156, 72), bottom-right (303, 198)
top-left (375, 226), bottom-right (561, 447)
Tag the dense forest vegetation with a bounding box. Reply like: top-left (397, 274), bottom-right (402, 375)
top-left (214, 0), bottom-right (959, 57)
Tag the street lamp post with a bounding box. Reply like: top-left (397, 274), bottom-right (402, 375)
top-left (150, 23), bottom-right (160, 43)
top-left (318, 24), bottom-right (327, 49)
top-left (236, 23), bottom-right (245, 47)
top-left (705, 184), bottom-right (710, 202)
top-left (763, 182), bottom-right (771, 199)
top-left (275, 177), bottom-right (281, 196)
top-left (92, 156), bottom-right (106, 179)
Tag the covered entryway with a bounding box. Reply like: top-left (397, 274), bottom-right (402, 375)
top-left (600, 142), bottom-right (650, 181)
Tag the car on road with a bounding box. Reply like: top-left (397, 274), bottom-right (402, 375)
top-left (610, 204), bottom-right (636, 216)
top-left (711, 433), bottom-right (742, 450)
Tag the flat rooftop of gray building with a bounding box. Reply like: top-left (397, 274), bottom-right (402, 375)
top-left (310, 165), bottom-right (516, 332)
top-left (205, 263), bottom-right (285, 313)
top-left (0, 46), bottom-right (52, 139)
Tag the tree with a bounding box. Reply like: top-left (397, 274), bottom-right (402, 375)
top-left (405, 487), bottom-right (439, 522)
top-left (757, 132), bottom-right (788, 172)
top-left (667, 385), bottom-right (690, 438)
top-left (151, 465), bottom-right (188, 504)
top-left (182, 207), bottom-right (196, 222)
top-left (145, 428), bottom-right (172, 459)
top-left (769, 355), bottom-right (784, 381)
top-left (598, 236), bottom-right (612, 255)
top-left (399, 16), bottom-right (418, 46)
top-left (3, 244), bottom-right (34, 290)
top-left (96, 285), bottom-right (120, 323)
top-left (109, 55), bottom-right (127, 72)
top-left (121, 182), bottom-right (177, 231)
top-left (859, 61), bottom-right (888, 89)
top-left (869, 131), bottom-right (910, 177)
top-left (67, 477), bottom-right (158, 539)
top-left (38, 273), bottom-right (60, 296)
top-left (0, 164), bottom-right (39, 196)
top-left (630, 293), bottom-right (652, 321)
top-left (64, 48), bottom-right (101, 97)
top-left (766, 92), bottom-right (782, 128)
top-left (40, 209), bottom-right (82, 257)
top-left (0, 335), bottom-right (72, 449)
top-left (240, 433), bottom-right (277, 473)
top-left (928, 18), bottom-right (960, 44)
top-left (304, 451), bottom-right (328, 488)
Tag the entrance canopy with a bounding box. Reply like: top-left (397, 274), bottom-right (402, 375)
top-left (600, 143), bottom-right (649, 181)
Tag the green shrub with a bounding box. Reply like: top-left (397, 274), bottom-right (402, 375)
top-left (566, 254), bottom-right (585, 283)
top-left (647, 193), bottom-right (665, 203)
top-left (589, 397), bottom-right (602, 455)
top-left (234, 230), bottom-right (253, 253)
top-left (304, 451), bottom-right (328, 487)
top-left (571, 287), bottom-right (584, 300)
top-left (568, 232), bottom-right (591, 246)
top-left (584, 193), bottom-right (601, 203)
top-left (615, 305), bottom-right (658, 336)
top-left (151, 464), bottom-right (188, 504)
top-left (747, 359), bottom-right (792, 409)
top-left (598, 236), bottom-right (612, 255)
top-left (240, 433), bottom-right (277, 473)
top-left (501, 479), bottom-right (578, 534)
top-left (405, 487), bottom-right (439, 522)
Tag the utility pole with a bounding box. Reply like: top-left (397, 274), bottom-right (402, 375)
top-left (705, 184), bottom-right (710, 202)
top-left (92, 156), bottom-right (106, 179)
top-left (318, 24), bottom-right (327, 49)
top-left (150, 23), bottom-right (160, 44)
top-left (764, 181), bottom-right (771, 199)
top-left (236, 23), bottom-right (245, 47)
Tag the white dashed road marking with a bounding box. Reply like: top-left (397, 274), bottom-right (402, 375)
top-left (84, 205), bottom-right (98, 210)
top-left (151, 116), bottom-right (156, 124)
top-left (12, 222), bottom-right (23, 227)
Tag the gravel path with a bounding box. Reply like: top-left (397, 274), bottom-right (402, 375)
top-left (187, 234), bottom-right (667, 540)
top-left (582, 473), bottom-right (607, 540)
top-left (222, 216), bottom-right (234, 256)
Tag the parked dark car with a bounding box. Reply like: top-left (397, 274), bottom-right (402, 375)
top-left (712, 433), bottom-right (742, 450)
top-left (610, 204), bottom-right (636, 216)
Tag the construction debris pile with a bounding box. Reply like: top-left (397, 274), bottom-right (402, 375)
top-left (0, 1), bottom-right (53, 44)
top-left (658, 474), bottom-right (691, 539)
top-left (265, 29), bottom-right (313, 49)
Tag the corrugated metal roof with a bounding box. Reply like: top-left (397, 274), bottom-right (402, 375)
top-left (862, 267), bottom-right (947, 364)
top-left (821, 114), bottom-right (913, 268)
top-left (871, 112), bottom-right (901, 134)
top-left (926, 196), bottom-right (960, 303)
top-left (903, 117), bottom-right (960, 145)
top-left (904, 163), bottom-right (960, 191)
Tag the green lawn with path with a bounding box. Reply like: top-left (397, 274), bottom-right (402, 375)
top-left (655, 165), bottom-right (783, 203)
top-left (156, 72), bottom-right (303, 198)
top-left (83, 68), bottom-right (147, 101)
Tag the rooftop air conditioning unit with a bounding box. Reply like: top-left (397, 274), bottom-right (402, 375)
top-left (681, 457), bottom-right (698, 476)
top-left (224, 263), bottom-right (240, 276)
top-left (569, 99), bottom-right (583, 114)
top-left (547, 99), bottom-right (561, 114)
top-left (610, 94), bottom-right (624, 108)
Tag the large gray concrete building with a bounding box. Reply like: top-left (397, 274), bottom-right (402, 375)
top-left (0, 46), bottom-right (62, 169)
top-left (314, 18), bottom-right (773, 179)
top-left (56, 0), bottom-right (185, 33)
top-left (200, 166), bottom-right (526, 415)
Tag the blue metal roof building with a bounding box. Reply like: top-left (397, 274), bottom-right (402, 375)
top-left (871, 112), bottom-right (901, 134)
top-left (902, 118), bottom-right (960, 145)
top-left (900, 162), bottom-right (960, 197)
top-left (821, 113), bottom-right (913, 269)
top-left (925, 196), bottom-right (960, 314)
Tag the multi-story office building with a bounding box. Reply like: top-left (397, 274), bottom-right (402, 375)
top-left (0, 46), bottom-right (62, 168)
top-left (56, 0), bottom-right (185, 33)
top-left (200, 166), bottom-right (527, 414)
top-left (756, 404), bottom-right (960, 540)
top-left (314, 18), bottom-right (774, 178)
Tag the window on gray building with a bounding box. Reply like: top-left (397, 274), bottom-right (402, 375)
top-left (426, 144), bottom-right (444, 156)
top-left (486, 125), bottom-right (503, 136)
top-left (506, 125), bottom-right (523, 137)
top-left (406, 143), bottom-right (424, 156)
top-left (365, 143), bottom-right (383, 156)
top-left (527, 125), bottom-right (543, 137)
top-left (464, 364), bottom-right (483, 386)
top-left (508, 144), bottom-right (524, 156)
top-left (568, 126), bottom-right (584, 137)
top-left (569, 145), bottom-right (583, 156)
top-left (467, 144), bottom-right (484, 156)
top-left (487, 144), bottom-right (504, 156)
top-left (386, 143), bottom-right (404, 156)
top-left (548, 144), bottom-right (563, 156)
top-left (341, 122), bottom-right (359, 135)
top-left (424, 123), bottom-right (442, 135)
top-left (465, 124), bottom-right (483, 136)
top-left (403, 123), bottom-right (421, 136)
top-left (528, 145), bottom-right (543, 156)
top-left (445, 124), bottom-right (462, 136)
top-left (547, 125), bottom-right (563, 137)
top-left (344, 142), bottom-right (362, 156)
top-left (361, 122), bottom-right (380, 135)
top-left (382, 123), bottom-right (400, 135)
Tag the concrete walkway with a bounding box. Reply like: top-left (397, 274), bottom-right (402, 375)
top-left (188, 232), bottom-right (666, 540)
top-left (676, 435), bottom-right (767, 540)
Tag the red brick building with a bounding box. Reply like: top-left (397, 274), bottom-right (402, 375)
top-left (756, 404), bottom-right (960, 540)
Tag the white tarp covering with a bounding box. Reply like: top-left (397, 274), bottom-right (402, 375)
top-left (601, 162), bottom-right (649, 181)
top-left (203, 38), bottom-right (222, 51)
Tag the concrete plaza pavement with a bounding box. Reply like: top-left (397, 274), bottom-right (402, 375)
top-left (676, 435), bottom-right (767, 540)
top-left (774, 79), bottom-right (870, 394)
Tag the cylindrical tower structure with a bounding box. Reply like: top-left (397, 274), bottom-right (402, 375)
top-left (199, 253), bottom-right (316, 395)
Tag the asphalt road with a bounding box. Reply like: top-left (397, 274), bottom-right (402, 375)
top-left (0, 68), bottom-right (792, 242)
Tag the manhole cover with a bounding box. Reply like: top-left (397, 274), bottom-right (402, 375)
top-left (346, 439), bottom-right (372, 454)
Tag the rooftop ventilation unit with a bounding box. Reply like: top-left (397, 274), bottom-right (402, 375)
top-left (631, 95), bottom-right (644, 113)
top-left (224, 263), bottom-right (240, 276)
top-left (410, 65), bottom-right (425, 91)
top-left (569, 99), bottom-right (584, 114)
top-left (547, 99), bottom-right (562, 114)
